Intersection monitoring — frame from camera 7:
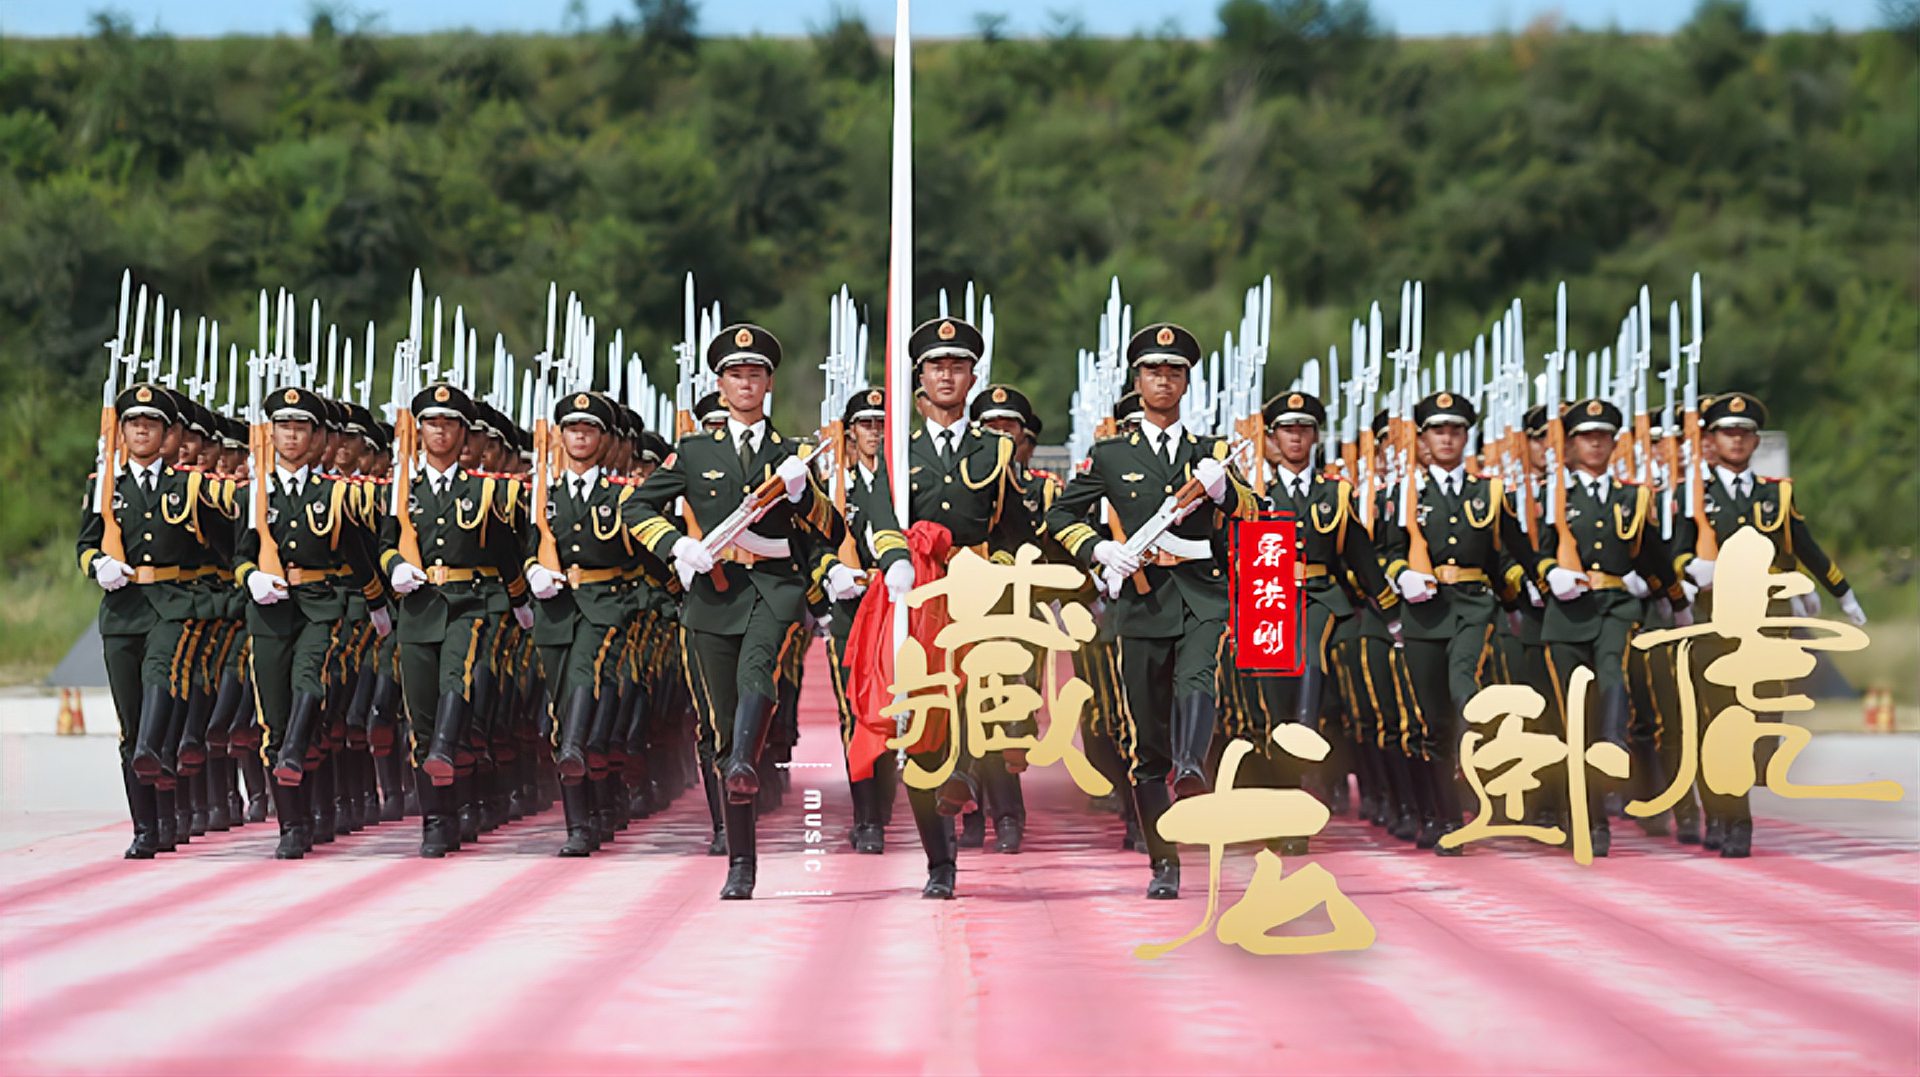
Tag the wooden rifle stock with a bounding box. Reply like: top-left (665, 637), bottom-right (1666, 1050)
top-left (97, 405), bottom-right (126, 562)
top-left (531, 418), bottom-right (560, 571)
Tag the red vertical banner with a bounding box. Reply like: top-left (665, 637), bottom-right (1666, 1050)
top-left (1231, 515), bottom-right (1303, 676)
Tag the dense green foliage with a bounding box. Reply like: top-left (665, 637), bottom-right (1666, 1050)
top-left (1, 0), bottom-right (1914, 582)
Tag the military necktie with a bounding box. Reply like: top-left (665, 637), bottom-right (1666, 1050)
top-left (938, 430), bottom-right (955, 465)
top-left (738, 430), bottom-right (757, 475)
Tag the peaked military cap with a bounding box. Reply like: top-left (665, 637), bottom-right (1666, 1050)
top-left (556, 390), bottom-right (617, 430)
top-left (1703, 391), bottom-right (1766, 431)
top-left (117, 383), bottom-right (178, 425)
top-left (1263, 390), bottom-right (1326, 429)
top-left (267, 386), bottom-right (327, 425)
top-left (909, 317), bottom-right (985, 368)
top-left (1112, 391), bottom-right (1144, 424)
top-left (411, 382), bottom-right (476, 426)
top-left (694, 391), bottom-right (729, 428)
top-left (844, 387), bottom-right (887, 426)
top-left (970, 383), bottom-right (1038, 432)
top-left (706, 323), bottom-right (781, 373)
top-left (1523, 404), bottom-right (1549, 438)
top-left (1566, 397), bottom-right (1624, 436)
top-left (1127, 323), bottom-right (1201, 368)
top-left (1414, 391), bottom-right (1476, 429)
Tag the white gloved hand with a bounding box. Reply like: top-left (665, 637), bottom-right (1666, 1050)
top-left (776, 455), bottom-right (810, 502)
top-left (1092, 540), bottom-right (1142, 579)
top-left (1194, 458), bottom-right (1229, 503)
top-left (884, 559), bottom-right (917, 603)
top-left (369, 607), bottom-right (392, 638)
top-left (825, 562), bottom-right (865, 603)
top-left (1525, 580), bottom-right (1545, 609)
top-left (1672, 603), bottom-right (1696, 628)
top-left (1685, 558), bottom-right (1715, 589)
top-left (526, 563), bottom-right (563, 600)
top-left (512, 604), bottom-right (535, 631)
top-left (671, 535), bottom-right (715, 576)
top-left (1802, 589), bottom-right (1823, 617)
top-left (1622, 571), bottom-right (1651, 599)
top-left (1396, 569), bottom-right (1437, 604)
top-left (1682, 580), bottom-right (1700, 605)
top-left (1839, 592), bottom-right (1867, 627)
top-left (248, 570), bottom-right (288, 605)
top-left (1546, 566), bottom-right (1589, 602)
top-left (92, 556), bottom-right (131, 592)
top-left (1387, 619), bottom-right (1405, 645)
top-left (390, 560), bottom-right (428, 595)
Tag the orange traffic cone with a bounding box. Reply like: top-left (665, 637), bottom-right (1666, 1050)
top-left (56, 688), bottom-right (87, 736)
top-left (1862, 687), bottom-right (1894, 733)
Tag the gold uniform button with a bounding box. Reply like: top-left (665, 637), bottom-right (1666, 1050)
top-left (1592, 542), bottom-right (1602, 550)
top-left (1447, 557), bottom-right (1458, 565)
top-left (941, 501), bottom-right (951, 511)
top-left (1447, 537), bottom-right (1457, 544)
top-left (573, 524), bottom-right (582, 532)
top-left (1449, 516), bottom-right (1458, 524)
top-left (943, 475), bottom-right (953, 485)
top-left (436, 538), bottom-right (446, 546)
top-left (571, 544), bottom-right (580, 552)
top-left (142, 532), bottom-right (152, 540)
top-left (437, 517), bottom-right (446, 525)
top-left (142, 554), bottom-right (152, 562)
top-left (144, 512), bottom-right (153, 519)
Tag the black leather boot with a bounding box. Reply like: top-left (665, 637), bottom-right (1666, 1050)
top-left (1133, 780), bottom-right (1179, 898)
top-left (719, 799), bottom-right (757, 899)
top-left (1169, 694), bottom-right (1216, 799)
top-left (909, 786), bottom-right (957, 899)
top-left (271, 783), bottom-right (308, 859)
top-left (422, 693), bottom-right (465, 786)
top-left (376, 752), bottom-right (406, 821)
top-left (122, 763), bottom-right (158, 859)
top-left (130, 685), bottom-right (172, 781)
top-left (554, 687), bottom-right (594, 782)
top-left (418, 781), bottom-right (452, 858)
top-left (154, 786), bottom-right (178, 851)
top-left (1721, 818), bottom-right (1752, 858)
top-left (272, 692), bottom-right (322, 786)
top-left (1672, 792), bottom-right (1702, 845)
top-left (699, 761), bottom-right (726, 855)
top-left (177, 686), bottom-right (214, 774)
top-left (558, 781), bottom-right (595, 857)
top-left (722, 692), bottom-right (776, 804)
top-left (188, 770), bottom-right (209, 835)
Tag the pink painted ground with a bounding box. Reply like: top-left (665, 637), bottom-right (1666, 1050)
top-left (2, 644), bottom-right (1916, 1075)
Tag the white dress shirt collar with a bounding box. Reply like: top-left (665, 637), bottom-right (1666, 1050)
top-left (1429, 464), bottom-right (1466, 492)
top-left (726, 417), bottom-right (768, 447)
top-left (565, 465), bottom-right (600, 491)
top-left (422, 461), bottom-right (459, 491)
top-left (275, 463), bottom-right (310, 494)
top-left (923, 415), bottom-right (965, 444)
top-left (1715, 464), bottom-right (1754, 494)
top-left (1139, 415), bottom-right (1184, 447)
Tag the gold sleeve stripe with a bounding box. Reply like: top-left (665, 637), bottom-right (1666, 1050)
top-left (1825, 564), bottom-right (1845, 586)
top-left (380, 549), bottom-right (401, 572)
top-left (1504, 563), bottom-right (1526, 592)
top-left (1058, 522), bottom-right (1099, 556)
top-left (873, 530), bottom-right (907, 554)
top-left (361, 580), bottom-right (383, 600)
top-left (80, 549), bottom-right (99, 574)
top-left (1385, 558), bottom-right (1410, 579)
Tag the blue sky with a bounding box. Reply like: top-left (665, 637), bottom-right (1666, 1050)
top-left (0, 0), bottom-right (1888, 38)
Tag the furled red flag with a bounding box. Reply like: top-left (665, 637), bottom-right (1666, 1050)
top-left (843, 521), bottom-right (954, 781)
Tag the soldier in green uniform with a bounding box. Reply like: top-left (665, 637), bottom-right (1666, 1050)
top-left (1669, 391), bottom-right (1863, 857)
top-left (623, 324), bottom-right (842, 900)
top-left (1047, 323), bottom-right (1260, 899)
top-left (231, 387), bottom-right (391, 858)
top-left (1529, 398), bottom-right (1686, 857)
top-left (524, 389), bottom-right (637, 857)
top-left (1243, 391), bottom-right (1396, 855)
top-left (891, 317), bottom-right (1034, 897)
top-left (1377, 392), bottom-right (1533, 854)
top-left (817, 387), bottom-right (912, 854)
top-left (1072, 393), bottom-right (1146, 851)
top-left (379, 382), bottom-right (535, 858)
top-left (79, 384), bottom-right (225, 857)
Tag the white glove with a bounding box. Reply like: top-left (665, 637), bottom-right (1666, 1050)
top-left (1682, 580), bottom-right (1699, 605)
top-left (776, 455), bottom-right (810, 502)
top-left (825, 562), bottom-right (865, 603)
top-left (1194, 458), bottom-right (1229, 503)
top-left (884, 559), bottom-right (916, 602)
top-left (369, 607), bottom-right (392, 638)
top-left (92, 556), bottom-right (131, 592)
top-left (526, 563), bottom-right (563, 600)
top-left (1386, 619), bottom-right (1404, 645)
top-left (1685, 558), bottom-right (1715, 589)
top-left (1524, 580), bottom-right (1545, 609)
top-left (1839, 592), bottom-right (1866, 627)
top-left (513, 604), bottom-right (535, 631)
top-left (1092, 540), bottom-right (1142, 578)
top-left (1546, 566), bottom-right (1589, 602)
top-left (1396, 569), bottom-right (1437, 604)
top-left (1672, 603), bottom-right (1695, 628)
top-left (1622, 571), bottom-right (1651, 599)
top-left (248, 570), bottom-right (288, 605)
top-left (1803, 589), bottom-right (1823, 617)
top-left (671, 535), bottom-right (716, 576)
top-left (390, 561), bottom-right (428, 595)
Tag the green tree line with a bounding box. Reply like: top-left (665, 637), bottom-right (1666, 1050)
top-left (0, 0), bottom-right (1913, 585)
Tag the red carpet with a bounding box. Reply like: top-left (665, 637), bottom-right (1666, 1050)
top-left (1, 641), bottom-right (1915, 1074)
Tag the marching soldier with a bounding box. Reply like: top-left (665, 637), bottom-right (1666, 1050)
top-left (623, 324), bottom-right (843, 900)
top-left (817, 387), bottom-right (911, 854)
top-left (1244, 391), bottom-right (1396, 854)
top-left (1530, 398), bottom-right (1686, 857)
top-left (378, 382), bottom-right (535, 858)
top-left (1670, 391), bottom-right (1863, 857)
top-left (890, 317), bottom-right (1033, 897)
top-left (78, 383), bottom-right (227, 858)
top-left (232, 386), bottom-right (392, 858)
top-left (1376, 391), bottom-right (1533, 854)
top-left (1047, 323), bottom-right (1259, 899)
top-left (524, 390), bottom-right (633, 857)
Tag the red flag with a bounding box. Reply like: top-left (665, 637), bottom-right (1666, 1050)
top-left (844, 521), bottom-right (954, 781)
